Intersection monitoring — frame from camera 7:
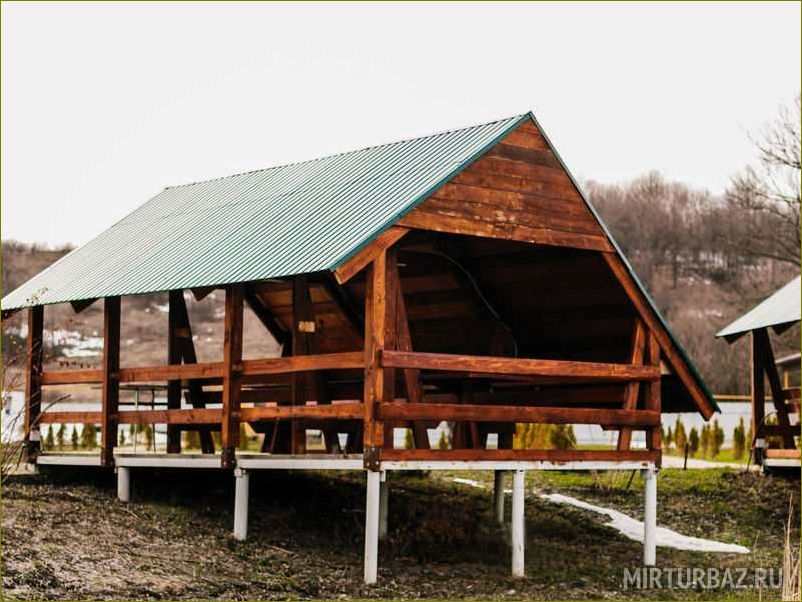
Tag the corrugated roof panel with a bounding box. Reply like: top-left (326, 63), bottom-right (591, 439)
top-left (716, 276), bottom-right (801, 340)
top-left (2, 114), bottom-right (526, 309)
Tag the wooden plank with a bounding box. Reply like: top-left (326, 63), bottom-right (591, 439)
top-left (382, 448), bottom-right (661, 463)
top-left (396, 278), bottom-right (429, 449)
top-left (100, 297), bottom-right (121, 467)
top-left (39, 411), bottom-right (102, 424)
top-left (601, 253), bottom-right (715, 418)
top-left (378, 402), bottom-right (660, 426)
top-left (120, 363), bottom-right (224, 382)
top-left (617, 320), bottom-right (646, 451)
top-left (23, 306), bottom-right (44, 461)
top-left (757, 329), bottom-right (796, 448)
top-left (221, 284), bottom-right (244, 468)
top-left (241, 351), bottom-right (364, 376)
top-left (381, 350), bottom-right (660, 381)
top-left (764, 448), bottom-right (801, 459)
top-left (240, 403), bottom-right (363, 421)
top-left (334, 226), bottom-right (409, 284)
top-left (41, 369), bottom-right (104, 385)
top-left (398, 211), bottom-right (613, 253)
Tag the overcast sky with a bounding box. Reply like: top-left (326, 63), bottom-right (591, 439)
top-left (2, 1), bottom-right (800, 246)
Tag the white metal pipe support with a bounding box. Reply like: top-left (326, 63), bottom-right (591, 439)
top-left (233, 468), bottom-right (250, 541)
top-left (643, 465), bottom-right (657, 566)
top-left (117, 466), bottom-right (131, 502)
top-left (364, 470), bottom-right (381, 584)
top-left (511, 468), bottom-right (526, 578)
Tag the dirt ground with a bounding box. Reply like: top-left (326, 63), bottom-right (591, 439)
top-left (1, 467), bottom-right (798, 600)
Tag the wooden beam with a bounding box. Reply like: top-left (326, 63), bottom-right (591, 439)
top-left (398, 212), bottom-right (613, 253)
top-left (617, 320), bottom-right (646, 451)
top-left (334, 226), bottom-right (408, 284)
top-left (39, 408), bottom-right (221, 425)
top-left (241, 352), bottom-right (364, 377)
top-left (382, 448), bottom-right (660, 463)
top-left (100, 297), bottom-right (121, 467)
top-left (381, 350), bottom-right (660, 381)
top-left (191, 286), bottom-right (216, 302)
top-left (221, 284), bottom-right (244, 468)
top-left (120, 363), bottom-right (224, 382)
top-left (41, 369), bottom-right (103, 385)
top-left (240, 403), bottom-right (363, 421)
top-left (602, 253), bottom-right (715, 418)
top-left (378, 402), bottom-right (660, 426)
top-left (23, 306), bottom-right (44, 462)
top-left (395, 275), bottom-right (429, 449)
top-left (245, 288), bottom-right (288, 346)
top-left (756, 328), bottom-right (796, 449)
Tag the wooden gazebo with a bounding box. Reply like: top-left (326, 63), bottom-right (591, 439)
top-left (718, 276), bottom-right (800, 471)
top-left (2, 112), bottom-right (717, 582)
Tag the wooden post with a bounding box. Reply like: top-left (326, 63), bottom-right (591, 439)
top-left (363, 249), bottom-right (395, 467)
top-left (101, 296), bottom-right (121, 467)
top-left (617, 320), bottom-right (646, 451)
top-left (756, 328), bottom-right (796, 449)
top-left (750, 331), bottom-right (765, 451)
top-left (221, 285), bottom-right (244, 469)
top-left (645, 332), bottom-right (662, 456)
top-left (166, 290), bottom-right (183, 453)
top-left (23, 305), bottom-right (44, 462)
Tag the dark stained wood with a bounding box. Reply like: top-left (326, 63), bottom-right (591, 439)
top-left (378, 402), bottom-right (660, 426)
top-left (395, 278), bottom-right (429, 449)
top-left (602, 252), bottom-right (715, 418)
top-left (39, 411), bottom-right (101, 424)
top-left (70, 298), bottom-right (97, 314)
top-left (23, 306), bottom-right (44, 461)
top-left (381, 350), bottom-right (660, 381)
top-left (751, 331), bottom-right (766, 444)
top-left (334, 226), bottom-right (408, 284)
top-left (645, 332), bottom-right (662, 453)
top-left (617, 320), bottom-right (646, 451)
top-left (121, 363), bottom-right (224, 382)
top-left (221, 285), bottom-right (244, 468)
top-left (166, 290), bottom-right (183, 453)
top-left (241, 351), bottom-right (364, 377)
top-left (100, 297), bottom-right (121, 467)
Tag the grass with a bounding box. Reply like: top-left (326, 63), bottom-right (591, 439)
top-left (2, 466), bottom-right (798, 600)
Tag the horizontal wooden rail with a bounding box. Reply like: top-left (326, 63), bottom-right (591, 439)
top-left (380, 350), bottom-right (660, 381)
top-left (240, 402), bottom-right (363, 421)
top-left (38, 411), bottom-right (102, 424)
top-left (240, 351), bottom-right (364, 376)
top-left (40, 352), bottom-right (365, 386)
top-left (378, 403), bottom-right (660, 426)
top-left (382, 448), bottom-right (661, 463)
top-left (120, 409), bottom-right (222, 425)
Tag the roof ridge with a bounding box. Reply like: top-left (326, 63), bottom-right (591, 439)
top-left (166, 113), bottom-right (528, 191)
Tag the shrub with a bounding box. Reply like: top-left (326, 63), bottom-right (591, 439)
top-left (733, 417), bottom-right (746, 459)
top-left (688, 427), bottom-right (699, 456)
top-left (674, 417), bottom-right (687, 450)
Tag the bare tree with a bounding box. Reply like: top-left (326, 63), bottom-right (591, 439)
top-left (727, 95), bottom-right (801, 266)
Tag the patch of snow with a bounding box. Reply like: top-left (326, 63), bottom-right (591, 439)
top-left (154, 303), bottom-right (169, 314)
top-left (541, 492), bottom-right (750, 554)
top-left (451, 477), bottom-right (485, 489)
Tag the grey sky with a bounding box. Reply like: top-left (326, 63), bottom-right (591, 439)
top-left (2, 1), bottom-right (800, 247)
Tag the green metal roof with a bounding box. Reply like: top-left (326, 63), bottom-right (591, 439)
top-left (1, 110), bottom-right (717, 414)
top-left (717, 276), bottom-right (801, 342)
top-left (1, 114), bottom-right (527, 309)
